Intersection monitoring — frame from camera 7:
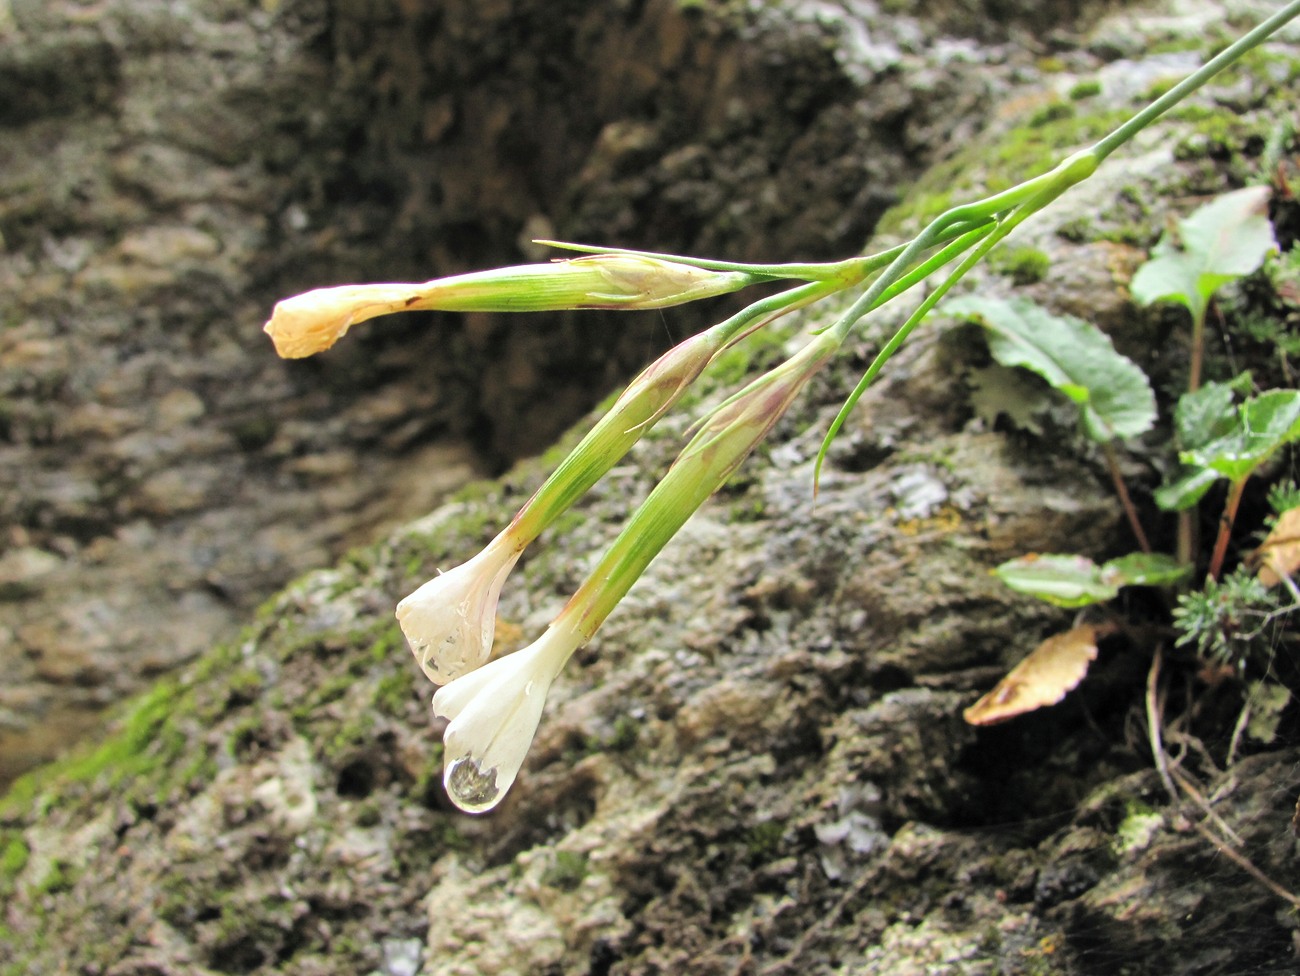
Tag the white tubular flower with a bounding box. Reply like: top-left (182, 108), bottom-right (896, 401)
top-left (395, 536), bottom-right (521, 685)
top-left (433, 624), bottom-right (579, 814)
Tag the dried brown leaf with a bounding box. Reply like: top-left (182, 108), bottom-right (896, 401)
top-left (1257, 506), bottom-right (1300, 587)
top-left (963, 624), bottom-right (1099, 726)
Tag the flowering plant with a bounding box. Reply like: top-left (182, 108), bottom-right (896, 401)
top-left (264, 3), bottom-right (1300, 813)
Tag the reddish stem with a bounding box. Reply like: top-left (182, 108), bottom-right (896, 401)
top-left (1207, 476), bottom-right (1248, 581)
top-left (1103, 441), bottom-right (1151, 554)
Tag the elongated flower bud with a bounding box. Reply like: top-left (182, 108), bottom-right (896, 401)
top-left (432, 332), bottom-right (840, 813)
top-left (570, 330), bottom-right (840, 637)
top-left (264, 256), bottom-right (754, 358)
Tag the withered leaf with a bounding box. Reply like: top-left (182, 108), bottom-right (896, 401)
top-left (964, 624), bottom-right (1100, 726)
top-left (1257, 506), bottom-right (1300, 587)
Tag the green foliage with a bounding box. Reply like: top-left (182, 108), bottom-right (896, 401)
top-left (1268, 479), bottom-right (1300, 516)
top-left (944, 295), bottom-right (1157, 441)
top-left (1173, 568), bottom-right (1276, 665)
top-left (1155, 376), bottom-right (1253, 510)
top-left (995, 552), bottom-right (1189, 608)
top-left (1129, 185), bottom-right (1276, 323)
top-left (1180, 389), bottom-right (1300, 481)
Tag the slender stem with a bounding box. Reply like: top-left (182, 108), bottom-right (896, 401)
top-left (815, 173), bottom-right (1080, 484)
top-left (538, 217), bottom-right (997, 283)
top-left (1208, 476), bottom-right (1248, 580)
top-left (1189, 303), bottom-right (1207, 393)
top-left (1103, 440), bottom-right (1151, 554)
top-left (1145, 645), bottom-right (1180, 806)
top-left (1090, 0), bottom-right (1300, 161)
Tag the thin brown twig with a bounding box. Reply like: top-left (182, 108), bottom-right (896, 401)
top-left (1187, 817), bottom-right (1300, 910)
top-left (1145, 645), bottom-right (1181, 806)
top-left (1145, 646), bottom-right (1300, 911)
top-left (1170, 768), bottom-right (1243, 847)
top-left (1102, 440), bottom-right (1152, 554)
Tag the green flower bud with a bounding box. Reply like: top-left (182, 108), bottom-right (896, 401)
top-left (264, 256), bottom-right (753, 358)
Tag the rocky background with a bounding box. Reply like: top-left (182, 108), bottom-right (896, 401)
top-left (0, 0), bottom-right (1020, 784)
top-left (3, 0), bottom-right (1300, 974)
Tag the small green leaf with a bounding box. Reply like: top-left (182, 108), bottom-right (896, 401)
top-left (995, 554), bottom-right (1119, 608)
top-left (1154, 466), bottom-right (1222, 512)
top-left (1173, 380), bottom-right (1239, 450)
top-left (997, 551), bottom-right (1188, 606)
top-left (1100, 553), bottom-right (1191, 588)
top-left (1182, 390), bottom-right (1300, 482)
top-left (945, 295), bottom-right (1156, 442)
top-left (1130, 186), bottom-right (1276, 321)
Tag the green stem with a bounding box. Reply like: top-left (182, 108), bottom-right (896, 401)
top-left (537, 217), bottom-right (997, 283)
top-left (815, 173), bottom-right (1081, 485)
top-left (1090, 0), bottom-right (1300, 161)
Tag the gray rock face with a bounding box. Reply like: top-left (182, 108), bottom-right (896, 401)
top-left (4, 1), bottom-right (1300, 975)
top-left (0, 0), bottom-right (1071, 784)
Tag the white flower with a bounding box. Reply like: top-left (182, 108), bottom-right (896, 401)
top-left (433, 624), bottom-right (579, 814)
top-left (395, 538), bottom-right (520, 685)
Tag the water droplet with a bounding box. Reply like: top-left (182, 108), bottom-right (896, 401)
top-left (446, 756), bottom-right (500, 813)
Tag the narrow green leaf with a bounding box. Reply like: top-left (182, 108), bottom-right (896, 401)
top-left (1129, 186), bottom-right (1276, 319)
top-left (994, 554), bottom-right (1118, 608)
top-left (944, 295), bottom-right (1156, 441)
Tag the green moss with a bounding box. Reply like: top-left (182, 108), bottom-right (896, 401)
top-left (225, 667), bottom-right (264, 705)
top-left (989, 246), bottom-right (1050, 285)
top-left (1068, 80), bottom-right (1101, 101)
top-left (368, 621), bottom-right (404, 664)
top-left (541, 850), bottom-right (589, 891)
top-left (876, 104), bottom-right (1130, 236)
top-left (324, 711), bottom-right (377, 762)
top-left (0, 834), bottom-right (29, 898)
top-left (745, 819), bottom-right (785, 861)
top-left (1114, 799), bottom-right (1163, 855)
top-left (34, 858), bottom-right (72, 896)
top-left (373, 671), bottom-right (414, 716)
top-left (1027, 101), bottom-right (1074, 128)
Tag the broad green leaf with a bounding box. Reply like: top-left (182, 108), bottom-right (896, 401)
top-left (1173, 380), bottom-right (1239, 450)
top-left (1182, 389), bottom-right (1300, 482)
top-left (1154, 466), bottom-right (1221, 511)
top-left (995, 554), bottom-right (1120, 607)
top-left (1100, 552), bottom-right (1191, 588)
top-left (945, 295), bottom-right (1156, 442)
top-left (1130, 186), bottom-right (1276, 321)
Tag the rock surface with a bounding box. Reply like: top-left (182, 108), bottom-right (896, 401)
top-left (0, 0), bottom-right (1076, 784)
top-left (3, 1), bottom-right (1300, 975)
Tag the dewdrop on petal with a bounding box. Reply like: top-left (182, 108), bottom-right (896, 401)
top-left (433, 623), bottom-right (579, 813)
top-left (396, 537), bottom-right (521, 685)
